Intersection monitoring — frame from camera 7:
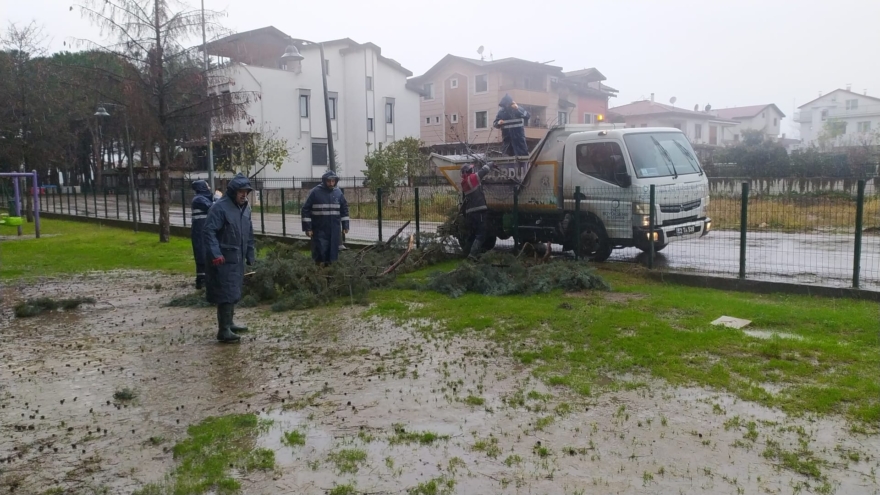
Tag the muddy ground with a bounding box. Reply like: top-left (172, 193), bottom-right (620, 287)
top-left (1, 272), bottom-right (878, 495)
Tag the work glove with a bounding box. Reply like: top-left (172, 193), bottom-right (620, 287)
top-left (212, 256), bottom-right (225, 266)
top-left (246, 258), bottom-right (254, 266)
top-left (306, 231), bottom-right (313, 238)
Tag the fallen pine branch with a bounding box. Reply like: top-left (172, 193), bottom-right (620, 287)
top-left (384, 220), bottom-right (411, 248)
top-left (382, 234), bottom-right (414, 276)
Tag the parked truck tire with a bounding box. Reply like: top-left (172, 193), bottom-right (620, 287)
top-left (578, 221), bottom-right (613, 262)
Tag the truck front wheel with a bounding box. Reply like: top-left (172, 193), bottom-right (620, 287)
top-left (578, 221), bottom-right (613, 262)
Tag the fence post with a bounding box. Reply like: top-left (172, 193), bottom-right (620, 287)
top-left (93, 186), bottom-right (98, 218)
top-left (103, 188), bottom-right (108, 219)
top-left (852, 179), bottom-right (866, 289)
top-left (83, 187), bottom-right (89, 216)
top-left (414, 187), bottom-right (421, 249)
top-left (151, 189), bottom-right (156, 223)
top-left (259, 189), bottom-right (265, 234)
top-left (125, 186), bottom-right (131, 221)
top-left (65, 187), bottom-right (71, 214)
top-left (513, 187), bottom-right (520, 250)
top-left (115, 189), bottom-right (120, 219)
top-left (73, 187), bottom-right (78, 215)
top-left (181, 184), bottom-right (187, 228)
top-left (574, 186), bottom-right (581, 261)
top-left (739, 182), bottom-right (749, 280)
top-left (377, 187), bottom-right (383, 243)
top-left (52, 189), bottom-right (57, 213)
top-left (280, 188), bottom-right (286, 237)
top-left (649, 184), bottom-right (656, 269)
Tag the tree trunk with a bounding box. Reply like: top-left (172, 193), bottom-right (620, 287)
top-left (158, 140), bottom-right (170, 242)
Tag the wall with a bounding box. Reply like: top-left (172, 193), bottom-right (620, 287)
top-left (709, 177), bottom-right (877, 197)
top-left (577, 96), bottom-right (608, 124)
top-left (443, 72), bottom-right (469, 142)
top-left (798, 92), bottom-right (880, 147)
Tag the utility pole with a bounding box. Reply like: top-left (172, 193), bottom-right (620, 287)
top-left (201, 0), bottom-right (215, 190)
top-left (319, 43), bottom-right (335, 172)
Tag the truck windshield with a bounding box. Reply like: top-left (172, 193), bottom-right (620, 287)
top-left (623, 132), bottom-right (703, 179)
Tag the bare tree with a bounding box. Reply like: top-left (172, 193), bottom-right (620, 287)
top-left (73, 0), bottom-right (251, 242)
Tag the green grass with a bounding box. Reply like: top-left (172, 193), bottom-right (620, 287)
top-left (406, 476), bottom-right (456, 495)
top-left (371, 264), bottom-right (880, 423)
top-left (282, 430), bottom-right (306, 447)
top-left (389, 424), bottom-right (450, 445)
top-left (132, 414), bottom-right (273, 495)
top-left (327, 485), bottom-right (357, 495)
top-left (1, 218), bottom-right (193, 279)
top-left (326, 448), bottom-right (368, 474)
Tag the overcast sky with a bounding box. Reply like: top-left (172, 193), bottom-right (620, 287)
top-left (5, 0), bottom-right (880, 137)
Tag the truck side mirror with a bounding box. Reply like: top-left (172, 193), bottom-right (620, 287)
top-left (610, 155), bottom-right (631, 187)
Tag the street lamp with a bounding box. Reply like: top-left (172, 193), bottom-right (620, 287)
top-left (281, 40), bottom-right (336, 172)
top-left (95, 103), bottom-right (138, 232)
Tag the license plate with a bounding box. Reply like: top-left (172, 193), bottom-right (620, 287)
top-left (675, 225), bottom-right (696, 236)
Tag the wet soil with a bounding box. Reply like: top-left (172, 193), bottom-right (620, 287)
top-left (1, 272), bottom-right (878, 494)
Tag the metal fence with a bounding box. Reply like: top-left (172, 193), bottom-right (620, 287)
top-left (12, 177), bottom-right (880, 292)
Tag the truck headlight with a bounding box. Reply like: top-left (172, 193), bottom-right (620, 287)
top-left (632, 203), bottom-right (652, 215)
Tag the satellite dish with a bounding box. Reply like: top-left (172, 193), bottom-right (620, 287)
top-left (669, 96), bottom-right (677, 105)
top-left (705, 103), bottom-right (712, 111)
top-left (477, 46), bottom-right (484, 61)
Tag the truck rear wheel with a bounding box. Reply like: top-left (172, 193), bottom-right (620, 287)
top-left (578, 221), bottom-right (613, 262)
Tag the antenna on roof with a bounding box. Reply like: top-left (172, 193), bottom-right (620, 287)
top-left (669, 96), bottom-right (677, 107)
top-left (477, 46), bottom-right (484, 61)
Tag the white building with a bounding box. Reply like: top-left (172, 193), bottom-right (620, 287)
top-left (201, 27), bottom-right (420, 180)
top-left (711, 104), bottom-right (785, 144)
top-left (795, 88), bottom-right (880, 148)
top-left (608, 97), bottom-right (737, 146)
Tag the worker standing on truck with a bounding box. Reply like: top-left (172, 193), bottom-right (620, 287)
top-left (460, 162), bottom-right (492, 260)
top-left (494, 94), bottom-right (530, 157)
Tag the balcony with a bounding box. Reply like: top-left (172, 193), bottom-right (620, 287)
top-left (793, 111), bottom-right (813, 123)
top-left (826, 104), bottom-right (880, 119)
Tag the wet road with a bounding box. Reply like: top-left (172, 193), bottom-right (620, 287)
top-left (41, 195), bottom-right (880, 291)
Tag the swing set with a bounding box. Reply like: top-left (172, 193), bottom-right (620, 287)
top-left (0, 170), bottom-right (41, 238)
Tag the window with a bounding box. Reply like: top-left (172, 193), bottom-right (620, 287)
top-left (829, 120), bottom-right (847, 134)
top-left (328, 97), bottom-right (337, 120)
top-left (451, 113), bottom-right (458, 124)
top-left (323, 59), bottom-right (330, 76)
top-left (558, 111), bottom-right (568, 125)
top-left (311, 141), bottom-right (328, 166)
top-left (367, 118), bottom-right (374, 132)
top-left (475, 111), bottom-right (488, 129)
top-left (624, 132), bottom-right (703, 178)
top-left (365, 76), bottom-right (373, 90)
top-left (299, 95), bottom-right (309, 118)
top-left (385, 102), bottom-right (394, 124)
top-left (694, 123), bottom-right (702, 140)
top-left (475, 74), bottom-right (488, 93)
top-left (423, 83), bottom-right (434, 100)
top-left (575, 142), bottom-right (627, 185)
top-left (858, 121), bottom-right (872, 132)
top-left (821, 109), bottom-right (828, 121)
top-left (450, 78), bottom-right (458, 89)
top-left (584, 113), bottom-right (594, 124)
top-left (846, 99), bottom-right (859, 110)
top-left (425, 117), bottom-right (431, 125)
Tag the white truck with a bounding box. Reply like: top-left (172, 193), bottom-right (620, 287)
top-left (438, 125), bottom-right (712, 261)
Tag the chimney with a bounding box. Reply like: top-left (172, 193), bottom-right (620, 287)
top-left (846, 83), bottom-right (852, 91)
top-left (650, 93), bottom-right (654, 102)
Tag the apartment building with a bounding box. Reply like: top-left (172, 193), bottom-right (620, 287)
top-left (795, 88), bottom-right (880, 147)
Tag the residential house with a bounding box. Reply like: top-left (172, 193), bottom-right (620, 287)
top-left (409, 56), bottom-right (616, 150)
top-left (795, 88), bottom-right (880, 147)
top-left (608, 96), bottom-right (738, 145)
top-left (711, 104), bottom-right (785, 144)
top-left (562, 68), bottom-right (618, 125)
top-left (198, 26), bottom-right (420, 180)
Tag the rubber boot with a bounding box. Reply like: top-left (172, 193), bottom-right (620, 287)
top-left (216, 304), bottom-right (240, 343)
top-left (195, 275), bottom-right (204, 290)
top-left (230, 306), bottom-right (248, 334)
